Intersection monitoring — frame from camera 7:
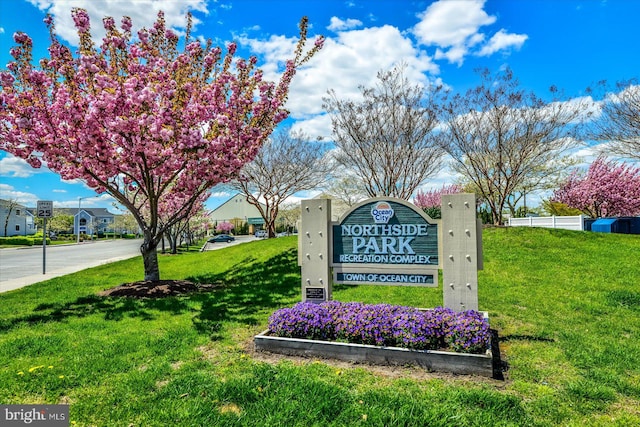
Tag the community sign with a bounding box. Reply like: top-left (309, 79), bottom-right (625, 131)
top-left (331, 198), bottom-right (440, 286)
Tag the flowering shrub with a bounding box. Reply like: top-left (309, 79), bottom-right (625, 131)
top-left (392, 307), bottom-right (442, 350)
top-left (267, 302), bottom-right (334, 340)
top-left (267, 301), bottom-right (491, 354)
top-left (444, 310), bottom-right (491, 353)
top-left (216, 221), bottom-right (235, 233)
top-left (333, 303), bottom-right (403, 346)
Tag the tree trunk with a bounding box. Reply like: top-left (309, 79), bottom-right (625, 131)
top-left (140, 238), bottom-right (160, 281)
top-left (267, 221), bottom-right (277, 238)
top-left (267, 206), bottom-right (278, 238)
top-left (170, 232), bottom-right (178, 254)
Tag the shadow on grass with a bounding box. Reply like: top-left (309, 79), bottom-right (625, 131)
top-left (0, 249), bottom-right (300, 336)
top-left (0, 295), bottom-right (192, 332)
top-left (187, 248), bottom-right (300, 339)
top-left (499, 334), bottom-right (555, 343)
top-left (606, 290), bottom-right (640, 310)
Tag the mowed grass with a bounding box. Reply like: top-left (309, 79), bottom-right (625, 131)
top-left (0, 228), bottom-right (639, 426)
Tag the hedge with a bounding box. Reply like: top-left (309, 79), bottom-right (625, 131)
top-left (0, 236), bottom-right (51, 246)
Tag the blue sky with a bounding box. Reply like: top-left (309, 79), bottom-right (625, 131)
top-left (1, 0), bottom-right (638, 212)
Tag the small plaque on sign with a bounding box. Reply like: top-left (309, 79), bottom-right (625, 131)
top-left (305, 287), bottom-right (325, 301)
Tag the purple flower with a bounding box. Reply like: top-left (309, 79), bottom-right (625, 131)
top-left (268, 302), bottom-right (334, 340)
top-left (268, 302), bottom-right (490, 354)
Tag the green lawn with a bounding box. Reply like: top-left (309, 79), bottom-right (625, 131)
top-left (1, 228), bottom-right (639, 426)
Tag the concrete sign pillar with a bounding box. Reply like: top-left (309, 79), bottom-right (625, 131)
top-left (441, 194), bottom-right (482, 311)
top-left (300, 199), bottom-right (332, 303)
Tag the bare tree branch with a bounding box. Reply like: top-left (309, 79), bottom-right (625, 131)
top-left (439, 68), bottom-right (589, 225)
top-left (592, 81), bottom-right (640, 160)
top-left (232, 129), bottom-right (332, 237)
top-left (323, 64), bottom-right (446, 200)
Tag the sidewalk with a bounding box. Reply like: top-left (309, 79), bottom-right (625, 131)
top-left (0, 253), bottom-right (138, 294)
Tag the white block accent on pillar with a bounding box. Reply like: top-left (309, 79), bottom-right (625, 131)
top-left (442, 194), bottom-right (480, 312)
top-left (300, 199), bottom-right (332, 303)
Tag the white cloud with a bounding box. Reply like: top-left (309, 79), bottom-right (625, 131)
top-left (0, 180), bottom-right (115, 208)
top-left (327, 17), bottom-right (362, 32)
top-left (605, 83), bottom-right (640, 103)
top-left (242, 24), bottom-right (439, 134)
top-left (434, 45), bottom-right (467, 65)
top-left (542, 95), bottom-right (600, 125)
top-left (0, 184), bottom-right (39, 205)
top-left (477, 29), bottom-right (528, 56)
top-left (412, 0), bottom-right (527, 66)
top-left (290, 114), bottom-right (333, 141)
top-left (26, 0), bottom-right (209, 46)
top-left (412, 0), bottom-right (494, 65)
top-left (53, 193), bottom-right (115, 208)
top-left (0, 154), bottom-right (42, 178)
top-left (413, 0), bottom-right (494, 47)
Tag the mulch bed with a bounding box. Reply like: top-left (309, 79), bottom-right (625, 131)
top-left (98, 280), bottom-right (219, 298)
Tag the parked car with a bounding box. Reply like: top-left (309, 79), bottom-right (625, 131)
top-left (208, 234), bottom-right (235, 243)
top-left (254, 230), bottom-right (267, 238)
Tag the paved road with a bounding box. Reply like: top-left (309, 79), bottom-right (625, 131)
top-left (0, 235), bottom-right (259, 293)
top-left (0, 239), bottom-right (143, 293)
top-left (202, 235), bottom-right (255, 251)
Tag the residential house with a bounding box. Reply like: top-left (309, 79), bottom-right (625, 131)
top-left (209, 194), bottom-right (265, 234)
top-left (52, 207), bottom-right (117, 236)
top-left (0, 199), bottom-right (37, 237)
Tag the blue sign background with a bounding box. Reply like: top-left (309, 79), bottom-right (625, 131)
top-left (332, 200), bottom-right (438, 266)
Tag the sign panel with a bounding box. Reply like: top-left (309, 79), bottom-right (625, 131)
top-left (37, 200), bottom-right (53, 218)
top-left (335, 271), bottom-right (435, 286)
top-left (332, 199), bottom-right (439, 267)
top-left (331, 198), bottom-right (440, 287)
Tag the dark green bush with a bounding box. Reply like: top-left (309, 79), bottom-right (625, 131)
top-left (0, 237), bottom-right (51, 246)
top-left (0, 236), bottom-right (34, 246)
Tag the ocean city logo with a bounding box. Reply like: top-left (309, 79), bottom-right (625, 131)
top-left (371, 202), bottom-right (394, 224)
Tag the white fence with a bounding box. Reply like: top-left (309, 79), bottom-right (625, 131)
top-left (508, 215), bottom-right (584, 231)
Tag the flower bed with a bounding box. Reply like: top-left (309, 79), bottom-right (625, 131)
top-left (255, 302), bottom-right (494, 377)
top-left (267, 302), bottom-right (490, 354)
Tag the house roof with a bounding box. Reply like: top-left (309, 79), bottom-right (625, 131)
top-left (211, 193), bottom-right (266, 212)
top-left (209, 193), bottom-right (266, 222)
top-left (25, 207), bottom-right (116, 217)
top-left (0, 199), bottom-right (28, 209)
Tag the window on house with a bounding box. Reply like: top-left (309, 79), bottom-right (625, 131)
top-left (16, 209), bottom-right (21, 216)
top-left (16, 225), bottom-right (20, 231)
top-left (80, 218), bottom-right (87, 226)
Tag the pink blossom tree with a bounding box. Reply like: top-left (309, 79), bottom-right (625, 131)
top-left (413, 184), bottom-right (462, 219)
top-left (215, 221), bottom-right (235, 234)
top-left (552, 156), bottom-right (640, 218)
top-left (159, 192), bottom-right (208, 254)
top-left (0, 9), bottom-right (323, 280)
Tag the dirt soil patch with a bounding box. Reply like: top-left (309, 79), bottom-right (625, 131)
top-left (245, 339), bottom-right (507, 385)
top-left (98, 280), bottom-right (219, 298)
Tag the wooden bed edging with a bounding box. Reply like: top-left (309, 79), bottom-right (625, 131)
top-left (254, 330), bottom-right (493, 377)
